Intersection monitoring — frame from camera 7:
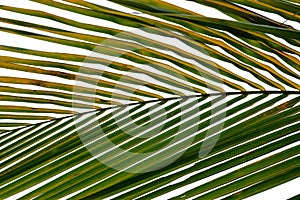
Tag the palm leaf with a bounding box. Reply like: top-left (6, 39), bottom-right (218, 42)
top-left (0, 0), bottom-right (299, 199)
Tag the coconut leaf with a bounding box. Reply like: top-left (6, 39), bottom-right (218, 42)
top-left (0, 0), bottom-right (299, 199)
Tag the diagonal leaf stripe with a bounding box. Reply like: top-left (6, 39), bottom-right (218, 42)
top-left (0, 93), bottom-right (299, 199)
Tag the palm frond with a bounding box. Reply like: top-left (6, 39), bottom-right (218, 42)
top-left (0, 0), bottom-right (299, 199)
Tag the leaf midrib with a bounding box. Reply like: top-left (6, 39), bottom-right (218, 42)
top-left (1, 90), bottom-right (299, 134)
